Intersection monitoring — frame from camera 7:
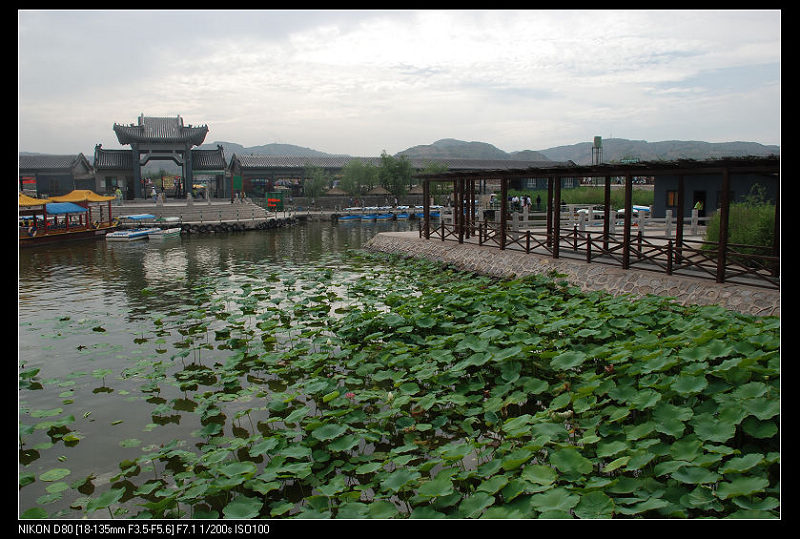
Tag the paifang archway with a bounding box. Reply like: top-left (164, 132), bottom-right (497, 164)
top-left (113, 114), bottom-right (209, 198)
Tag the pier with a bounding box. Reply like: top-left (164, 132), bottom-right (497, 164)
top-left (113, 197), bottom-right (297, 233)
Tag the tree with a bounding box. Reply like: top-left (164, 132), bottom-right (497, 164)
top-left (378, 151), bottom-right (412, 200)
top-left (303, 164), bottom-right (330, 200)
top-left (339, 159), bottom-right (378, 197)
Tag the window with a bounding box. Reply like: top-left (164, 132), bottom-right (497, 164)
top-left (666, 190), bottom-right (678, 207)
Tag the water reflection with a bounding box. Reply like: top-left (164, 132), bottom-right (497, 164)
top-left (19, 219), bottom-right (417, 518)
top-left (19, 219), bottom-right (417, 317)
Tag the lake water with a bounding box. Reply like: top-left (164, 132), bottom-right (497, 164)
top-left (18, 219), bottom-right (419, 518)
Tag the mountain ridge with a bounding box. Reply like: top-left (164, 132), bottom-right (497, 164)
top-left (198, 137), bottom-right (779, 165)
top-left (22, 137), bottom-right (780, 166)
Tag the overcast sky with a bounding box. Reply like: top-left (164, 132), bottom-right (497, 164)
top-left (18, 9), bottom-right (780, 157)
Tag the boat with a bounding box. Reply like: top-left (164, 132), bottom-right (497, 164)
top-left (19, 191), bottom-right (118, 248)
top-left (148, 227), bottom-right (182, 239)
top-left (105, 228), bottom-right (161, 242)
top-left (616, 205), bottom-right (651, 214)
top-left (337, 214), bottom-right (361, 221)
top-left (374, 213), bottom-right (395, 220)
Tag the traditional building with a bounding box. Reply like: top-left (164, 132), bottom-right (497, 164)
top-left (93, 145), bottom-right (135, 199)
top-left (227, 154), bottom-right (572, 199)
top-left (111, 114), bottom-right (210, 198)
top-left (92, 115), bottom-right (226, 199)
top-left (19, 153), bottom-right (94, 197)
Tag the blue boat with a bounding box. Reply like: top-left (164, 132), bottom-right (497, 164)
top-left (106, 227), bottom-right (160, 242)
top-left (374, 213), bottom-right (394, 220)
top-left (337, 214), bottom-right (361, 221)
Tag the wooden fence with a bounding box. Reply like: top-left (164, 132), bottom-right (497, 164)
top-left (423, 207), bottom-right (779, 290)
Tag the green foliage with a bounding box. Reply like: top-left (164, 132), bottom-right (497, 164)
top-left (510, 186), bottom-right (654, 208)
top-left (705, 203), bottom-right (776, 247)
top-left (19, 253), bottom-right (780, 519)
top-left (302, 164), bottom-right (330, 200)
top-left (339, 159), bottom-right (379, 196)
top-left (378, 151), bottom-right (412, 200)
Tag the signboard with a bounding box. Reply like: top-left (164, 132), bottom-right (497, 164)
top-left (266, 192), bottom-right (284, 211)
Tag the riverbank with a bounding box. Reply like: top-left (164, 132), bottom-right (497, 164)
top-left (365, 231), bottom-right (780, 317)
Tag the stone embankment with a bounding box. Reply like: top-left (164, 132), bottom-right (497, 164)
top-left (365, 231), bottom-right (780, 317)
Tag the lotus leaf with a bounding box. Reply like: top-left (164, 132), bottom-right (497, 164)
top-left (530, 487), bottom-right (580, 513)
top-left (716, 477), bottom-right (771, 499)
top-left (550, 448), bottom-right (593, 476)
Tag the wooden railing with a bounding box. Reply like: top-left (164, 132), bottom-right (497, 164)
top-left (422, 218), bottom-right (779, 290)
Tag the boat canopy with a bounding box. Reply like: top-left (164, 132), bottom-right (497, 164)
top-left (45, 202), bottom-right (90, 215)
top-left (49, 190), bottom-right (116, 203)
top-left (19, 193), bottom-right (45, 207)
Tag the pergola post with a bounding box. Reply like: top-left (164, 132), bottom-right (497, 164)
top-left (456, 178), bottom-right (467, 243)
top-left (603, 175), bottom-right (611, 252)
top-left (622, 173), bottom-right (633, 269)
top-left (500, 177), bottom-right (508, 250)
top-left (553, 175), bottom-right (561, 259)
top-left (675, 175), bottom-right (685, 264)
top-left (716, 167), bottom-right (731, 283)
top-left (546, 177), bottom-right (554, 247)
top-left (423, 178), bottom-right (430, 239)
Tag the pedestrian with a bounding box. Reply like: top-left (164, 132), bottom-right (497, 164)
top-left (151, 186), bottom-right (157, 203)
top-left (115, 187), bottom-right (122, 206)
top-left (536, 194), bottom-right (541, 210)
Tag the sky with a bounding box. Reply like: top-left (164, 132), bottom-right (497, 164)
top-left (18, 9), bottom-right (781, 157)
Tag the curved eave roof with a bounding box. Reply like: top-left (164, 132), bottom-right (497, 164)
top-left (114, 116), bottom-right (208, 146)
top-left (94, 148), bottom-right (134, 170)
top-left (191, 148), bottom-right (227, 170)
top-left (49, 190), bottom-right (116, 203)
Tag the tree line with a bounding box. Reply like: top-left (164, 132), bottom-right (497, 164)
top-left (302, 152), bottom-right (450, 201)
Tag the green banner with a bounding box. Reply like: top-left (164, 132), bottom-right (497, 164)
top-left (233, 175), bottom-right (242, 190)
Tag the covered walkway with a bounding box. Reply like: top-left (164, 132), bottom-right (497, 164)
top-left (417, 156), bottom-right (780, 290)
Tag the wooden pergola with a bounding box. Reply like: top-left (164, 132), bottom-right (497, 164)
top-left (417, 156), bottom-right (779, 287)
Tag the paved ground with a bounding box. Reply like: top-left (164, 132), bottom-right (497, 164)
top-left (365, 231), bottom-right (780, 317)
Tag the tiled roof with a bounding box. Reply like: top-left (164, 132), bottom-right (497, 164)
top-left (191, 147), bottom-right (227, 170)
top-left (231, 155), bottom-right (566, 171)
top-left (19, 154), bottom-right (86, 171)
top-left (232, 155), bottom-right (381, 169)
top-left (93, 148), bottom-right (134, 170)
top-left (113, 115), bottom-right (208, 146)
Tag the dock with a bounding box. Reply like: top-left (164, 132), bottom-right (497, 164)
top-left (113, 198), bottom-right (297, 233)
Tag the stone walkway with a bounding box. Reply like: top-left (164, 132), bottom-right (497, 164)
top-left (365, 231), bottom-right (780, 317)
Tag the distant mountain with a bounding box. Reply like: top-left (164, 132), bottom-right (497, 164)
top-left (22, 137), bottom-right (779, 167)
top-left (393, 137), bottom-right (780, 164)
top-left (197, 141), bottom-right (344, 158)
top-left (537, 138), bottom-right (780, 165)
top-left (396, 138), bottom-right (552, 161)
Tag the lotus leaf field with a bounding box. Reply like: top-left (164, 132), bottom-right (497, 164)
top-left (19, 251), bottom-right (780, 519)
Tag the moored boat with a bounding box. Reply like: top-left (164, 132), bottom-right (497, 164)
top-left (148, 227), bottom-right (182, 239)
top-left (106, 227), bottom-right (161, 241)
top-left (19, 191), bottom-right (118, 248)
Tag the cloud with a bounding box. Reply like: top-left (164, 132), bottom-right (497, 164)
top-left (19, 9), bottom-right (780, 156)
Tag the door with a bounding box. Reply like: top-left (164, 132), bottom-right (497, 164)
top-left (692, 191), bottom-right (706, 217)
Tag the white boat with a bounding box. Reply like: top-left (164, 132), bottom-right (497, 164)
top-left (148, 227), bottom-right (182, 239)
top-left (105, 227), bottom-right (161, 242)
top-left (616, 205), bottom-right (651, 214)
